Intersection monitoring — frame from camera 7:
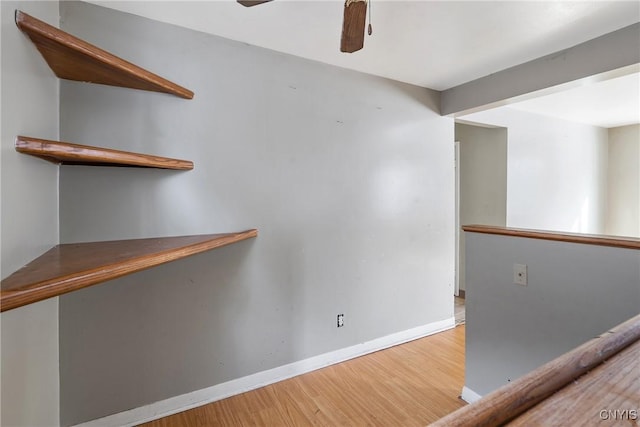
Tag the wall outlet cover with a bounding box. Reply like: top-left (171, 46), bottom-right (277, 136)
top-left (514, 264), bottom-right (528, 286)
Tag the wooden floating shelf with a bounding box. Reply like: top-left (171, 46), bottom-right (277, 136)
top-left (16, 136), bottom-right (194, 170)
top-left (0, 229), bottom-right (258, 312)
top-left (15, 10), bottom-right (194, 99)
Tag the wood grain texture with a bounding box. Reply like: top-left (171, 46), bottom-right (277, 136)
top-left (507, 339), bottom-right (640, 426)
top-left (341, 0), bottom-right (367, 53)
top-left (15, 136), bottom-right (194, 170)
top-left (141, 325), bottom-right (466, 426)
top-left (15, 10), bottom-right (194, 99)
top-left (0, 230), bottom-right (257, 312)
top-left (432, 314), bottom-right (640, 427)
top-left (463, 224), bottom-right (640, 250)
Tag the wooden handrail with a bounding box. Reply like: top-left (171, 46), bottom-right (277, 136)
top-left (462, 225), bottom-right (640, 250)
top-left (431, 313), bottom-right (640, 427)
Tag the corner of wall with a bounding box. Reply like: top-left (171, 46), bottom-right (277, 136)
top-left (1, 1), bottom-right (61, 426)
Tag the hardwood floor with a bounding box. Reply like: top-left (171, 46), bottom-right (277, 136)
top-left (454, 297), bottom-right (466, 325)
top-left (141, 325), bottom-right (466, 426)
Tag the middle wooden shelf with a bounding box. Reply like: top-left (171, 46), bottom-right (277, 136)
top-left (16, 135), bottom-right (194, 170)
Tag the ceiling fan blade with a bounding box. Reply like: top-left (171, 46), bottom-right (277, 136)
top-left (237, 0), bottom-right (273, 7)
top-left (341, 0), bottom-right (367, 53)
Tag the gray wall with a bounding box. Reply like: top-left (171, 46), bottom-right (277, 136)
top-left (464, 231), bottom-right (640, 396)
top-left (455, 123), bottom-right (507, 292)
top-left (461, 107), bottom-right (608, 234)
top-left (606, 124), bottom-right (640, 237)
top-left (1, 1), bottom-right (60, 425)
top-left (57, 2), bottom-right (454, 424)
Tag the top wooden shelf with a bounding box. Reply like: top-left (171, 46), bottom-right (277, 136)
top-left (1, 229), bottom-right (258, 312)
top-left (16, 136), bottom-right (194, 170)
top-left (15, 10), bottom-right (194, 99)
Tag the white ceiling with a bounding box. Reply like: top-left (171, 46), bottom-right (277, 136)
top-left (507, 72), bottom-right (640, 128)
top-left (88, 1), bottom-right (640, 126)
top-left (87, 1), bottom-right (639, 90)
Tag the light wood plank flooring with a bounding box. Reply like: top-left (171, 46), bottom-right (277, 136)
top-left (454, 296), bottom-right (465, 325)
top-left (141, 325), bottom-right (465, 426)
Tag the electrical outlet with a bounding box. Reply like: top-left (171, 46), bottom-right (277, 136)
top-left (514, 264), bottom-right (527, 286)
top-left (337, 314), bottom-right (344, 328)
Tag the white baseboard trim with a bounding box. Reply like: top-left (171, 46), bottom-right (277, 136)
top-left (461, 386), bottom-right (482, 404)
top-left (73, 317), bottom-right (455, 427)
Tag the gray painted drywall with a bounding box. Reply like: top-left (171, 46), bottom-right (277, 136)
top-left (441, 23), bottom-right (640, 116)
top-left (461, 108), bottom-right (608, 234)
top-left (455, 123), bottom-right (507, 292)
top-left (57, 2), bottom-right (454, 424)
top-left (464, 231), bottom-right (640, 397)
top-left (1, 1), bottom-right (60, 426)
top-left (607, 124), bottom-right (640, 237)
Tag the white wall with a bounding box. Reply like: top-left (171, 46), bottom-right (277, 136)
top-left (464, 231), bottom-right (640, 397)
top-left (455, 123), bottom-right (507, 292)
top-left (461, 108), bottom-right (608, 234)
top-left (1, 1), bottom-right (60, 425)
top-left (606, 124), bottom-right (640, 237)
top-left (56, 3), bottom-right (454, 425)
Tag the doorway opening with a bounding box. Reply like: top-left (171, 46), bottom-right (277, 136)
top-left (454, 121), bottom-right (508, 323)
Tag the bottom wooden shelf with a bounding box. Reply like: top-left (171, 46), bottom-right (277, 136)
top-left (0, 229), bottom-right (258, 312)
